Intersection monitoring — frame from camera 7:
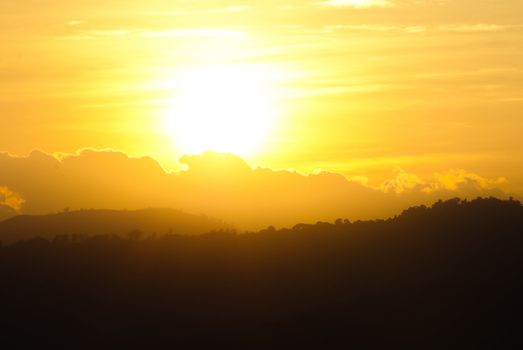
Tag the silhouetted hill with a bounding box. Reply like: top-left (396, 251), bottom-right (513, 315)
top-left (1, 197), bottom-right (522, 348)
top-left (0, 208), bottom-right (231, 244)
top-left (0, 204), bottom-right (16, 222)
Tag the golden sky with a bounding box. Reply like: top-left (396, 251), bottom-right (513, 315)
top-left (1, 0), bottom-right (523, 204)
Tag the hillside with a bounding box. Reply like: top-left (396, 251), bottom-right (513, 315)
top-left (0, 208), bottom-right (231, 244)
top-left (1, 197), bottom-right (523, 348)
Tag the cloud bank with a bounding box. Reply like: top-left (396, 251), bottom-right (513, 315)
top-left (0, 149), bottom-right (512, 229)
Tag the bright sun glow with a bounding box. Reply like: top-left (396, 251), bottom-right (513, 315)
top-left (163, 64), bottom-right (278, 156)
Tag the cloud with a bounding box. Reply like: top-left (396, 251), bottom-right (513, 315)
top-left (0, 149), bottom-right (513, 230)
top-left (317, 0), bottom-right (395, 8)
top-left (321, 23), bottom-right (512, 34)
top-left (0, 186), bottom-right (25, 212)
top-left (59, 27), bottom-right (247, 41)
top-left (404, 25), bottom-right (427, 34)
top-left (429, 169), bottom-right (507, 192)
top-left (381, 167), bottom-right (424, 194)
top-left (67, 20), bottom-right (84, 26)
top-left (59, 29), bottom-right (130, 40)
top-left (437, 24), bottom-right (508, 33)
top-left (222, 5), bottom-right (250, 13)
top-left (139, 28), bottom-right (247, 39)
top-left (381, 168), bottom-right (508, 196)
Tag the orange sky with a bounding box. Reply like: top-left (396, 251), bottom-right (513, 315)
top-left (1, 1), bottom-right (523, 223)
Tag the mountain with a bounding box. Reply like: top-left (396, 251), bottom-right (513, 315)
top-left (0, 208), bottom-right (231, 244)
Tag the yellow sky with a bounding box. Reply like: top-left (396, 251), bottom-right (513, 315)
top-left (1, 0), bottom-right (523, 194)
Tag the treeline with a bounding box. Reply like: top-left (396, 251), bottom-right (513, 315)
top-left (1, 197), bottom-right (522, 348)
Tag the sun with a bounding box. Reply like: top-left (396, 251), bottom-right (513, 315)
top-left (162, 64), bottom-right (278, 156)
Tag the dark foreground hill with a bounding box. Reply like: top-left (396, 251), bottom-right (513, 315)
top-left (1, 197), bottom-right (523, 348)
top-left (0, 208), bottom-right (231, 244)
